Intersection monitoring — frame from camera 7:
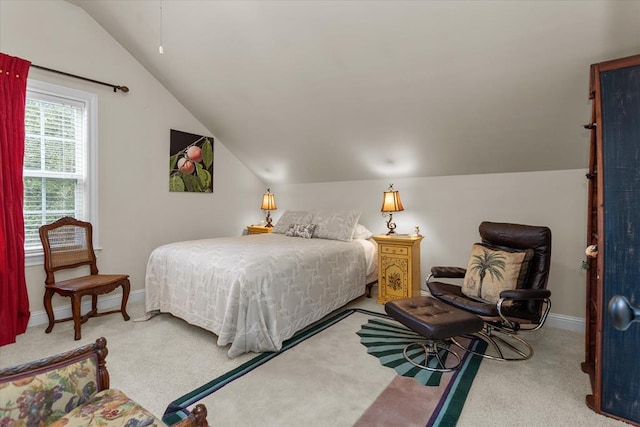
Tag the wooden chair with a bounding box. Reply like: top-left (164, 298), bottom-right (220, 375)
top-left (39, 217), bottom-right (130, 340)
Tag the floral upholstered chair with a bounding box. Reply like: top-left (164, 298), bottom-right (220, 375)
top-left (0, 337), bottom-right (207, 427)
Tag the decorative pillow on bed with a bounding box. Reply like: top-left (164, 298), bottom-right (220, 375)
top-left (353, 224), bottom-right (373, 240)
top-left (311, 210), bottom-right (361, 242)
top-left (272, 210), bottom-right (314, 234)
top-left (285, 223), bottom-right (317, 239)
top-left (461, 243), bottom-right (534, 304)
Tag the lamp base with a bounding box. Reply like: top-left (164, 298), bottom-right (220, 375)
top-left (265, 211), bottom-right (274, 227)
top-left (385, 213), bottom-right (397, 235)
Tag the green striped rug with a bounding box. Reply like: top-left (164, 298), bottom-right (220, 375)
top-left (357, 317), bottom-right (487, 387)
top-left (163, 308), bottom-right (485, 426)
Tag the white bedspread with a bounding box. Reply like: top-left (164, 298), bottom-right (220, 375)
top-left (145, 233), bottom-right (373, 357)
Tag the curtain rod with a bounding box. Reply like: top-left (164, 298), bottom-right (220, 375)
top-left (30, 64), bottom-right (129, 93)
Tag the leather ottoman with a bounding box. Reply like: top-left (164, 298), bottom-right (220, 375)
top-left (385, 296), bottom-right (483, 371)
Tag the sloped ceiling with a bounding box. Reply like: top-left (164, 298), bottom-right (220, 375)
top-left (68, 0), bottom-right (639, 184)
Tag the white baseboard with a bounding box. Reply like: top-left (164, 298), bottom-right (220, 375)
top-left (27, 289), bottom-right (586, 333)
top-left (28, 289), bottom-right (146, 328)
top-left (546, 312), bottom-right (585, 333)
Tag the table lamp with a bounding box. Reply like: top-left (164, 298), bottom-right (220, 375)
top-left (261, 188), bottom-right (277, 227)
top-left (381, 183), bottom-right (404, 235)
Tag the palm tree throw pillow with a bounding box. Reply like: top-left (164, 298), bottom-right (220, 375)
top-left (461, 243), bottom-right (534, 303)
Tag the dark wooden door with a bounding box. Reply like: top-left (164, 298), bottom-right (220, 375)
top-left (599, 57), bottom-right (640, 423)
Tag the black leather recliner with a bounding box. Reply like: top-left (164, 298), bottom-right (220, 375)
top-left (427, 221), bottom-right (552, 360)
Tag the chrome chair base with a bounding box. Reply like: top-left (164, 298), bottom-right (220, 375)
top-left (402, 340), bottom-right (462, 372)
top-left (451, 325), bottom-right (534, 361)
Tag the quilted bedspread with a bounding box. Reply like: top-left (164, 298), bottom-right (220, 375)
top-left (145, 233), bottom-right (371, 357)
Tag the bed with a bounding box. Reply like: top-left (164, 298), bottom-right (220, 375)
top-left (145, 210), bottom-right (376, 358)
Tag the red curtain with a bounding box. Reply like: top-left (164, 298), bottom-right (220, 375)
top-left (0, 52), bottom-right (31, 346)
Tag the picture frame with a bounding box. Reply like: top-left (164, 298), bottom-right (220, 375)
top-left (169, 129), bottom-right (214, 193)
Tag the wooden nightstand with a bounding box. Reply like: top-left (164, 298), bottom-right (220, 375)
top-left (372, 234), bottom-right (423, 304)
top-left (247, 225), bottom-right (273, 235)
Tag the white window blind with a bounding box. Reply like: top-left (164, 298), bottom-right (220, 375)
top-left (23, 81), bottom-right (97, 258)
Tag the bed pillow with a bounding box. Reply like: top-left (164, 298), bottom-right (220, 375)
top-left (461, 243), bottom-right (534, 303)
top-left (272, 210), bottom-right (314, 234)
top-left (285, 223), bottom-right (317, 239)
top-left (353, 224), bottom-right (373, 240)
top-left (311, 210), bottom-right (362, 242)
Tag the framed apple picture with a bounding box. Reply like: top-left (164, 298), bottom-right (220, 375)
top-left (169, 129), bottom-right (214, 193)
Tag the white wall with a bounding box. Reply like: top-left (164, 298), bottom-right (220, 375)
top-left (272, 169), bottom-right (588, 320)
top-left (0, 0), bottom-right (589, 326)
top-left (0, 0), bottom-right (266, 315)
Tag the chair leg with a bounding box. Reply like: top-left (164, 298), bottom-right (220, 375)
top-left (120, 278), bottom-right (131, 321)
top-left (71, 295), bottom-right (82, 340)
top-left (43, 289), bottom-right (56, 334)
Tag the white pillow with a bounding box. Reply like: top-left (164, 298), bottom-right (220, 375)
top-left (311, 210), bottom-right (362, 242)
top-left (285, 223), bottom-right (317, 239)
top-left (272, 210), bottom-right (314, 234)
top-left (353, 224), bottom-right (373, 240)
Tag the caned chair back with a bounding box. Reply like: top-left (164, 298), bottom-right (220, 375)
top-left (39, 217), bottom-right (98, 285)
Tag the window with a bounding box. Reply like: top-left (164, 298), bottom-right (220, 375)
top-left (23, 80), bottom-right (98, 262)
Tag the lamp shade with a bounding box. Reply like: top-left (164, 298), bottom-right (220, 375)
top-left (261, 191), bottom-right (277, 211)
top-left (381, 189), bottom-right (404, 212)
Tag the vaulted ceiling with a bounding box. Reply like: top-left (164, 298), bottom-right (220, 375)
top-left (68, 0), bottom-right (640, 184)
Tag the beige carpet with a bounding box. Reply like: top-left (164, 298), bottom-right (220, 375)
top-left (194, 311), bottom-right (398, 426)
top-left (0, 295), bottom-right (627, 426)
